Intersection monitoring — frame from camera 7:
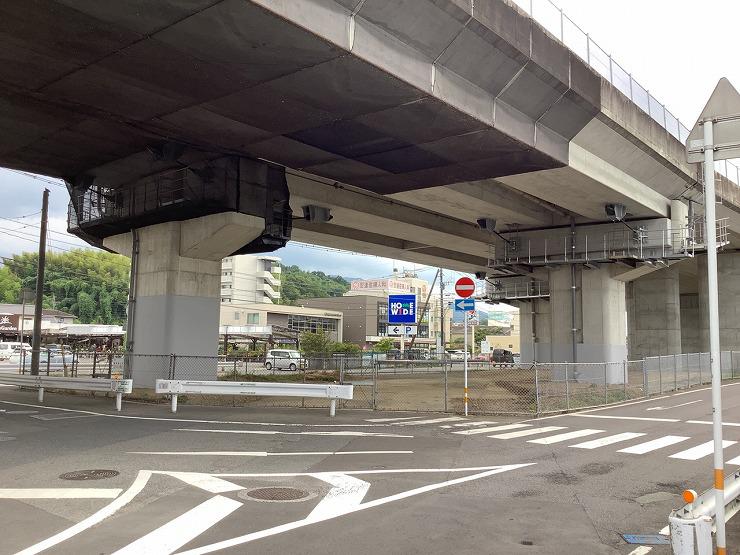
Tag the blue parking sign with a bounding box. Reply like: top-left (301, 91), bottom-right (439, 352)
top-left (388, 294), bottom-right (416, 324)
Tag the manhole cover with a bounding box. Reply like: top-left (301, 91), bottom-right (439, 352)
top-left (59, 469), bottom-right (119, 481)
top-left (243, 487), bottom-right (309, 502)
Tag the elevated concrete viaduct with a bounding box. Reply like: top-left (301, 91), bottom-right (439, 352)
top-left (1, 0), bottom-right (739, 381)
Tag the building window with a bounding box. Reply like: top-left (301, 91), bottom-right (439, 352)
top-left (234, 312), bottom-right (240, 320)
top-left (287, 314), bottom-right (338, 334)
top-left (247, 313), bottom-right (260, 324)
top-left (221, 298), bottom-right (231, 303)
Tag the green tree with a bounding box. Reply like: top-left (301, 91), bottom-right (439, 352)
top-left (5, 250), bottom-right (130, 324)
top-left (280, 265), bottom-right (349, 304)
top-left (373, 337), bottom-right (394, 352)
top-left (332, 342), bottom-right (361, 354)
top-left (0, 266), bottom-right (21, 303)
top-left (299, 330), bottom-right (334, 356)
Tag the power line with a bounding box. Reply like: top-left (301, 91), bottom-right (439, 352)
top-left (1, 168), bottom-right (66, 189)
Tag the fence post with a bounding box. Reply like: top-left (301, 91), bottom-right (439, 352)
top-left (642, 358), bottom-right (648, 397)
top-left (604, 363), bottom-right (608, 404)
top-left (108, 353), bottom-right (113, 379)
top-left (658, 355), bottom-right (663, 393)
top-left (674, 353), bottom-right (677, 391)
top-left (565, 362), bottom-right (570, 410)
top-left (372, 362), bottom-right (378, 410)
top-left (534, 362), bottom-right (540, 416)
top-left (443, 360), bottom-right (448, 412)
top-left (46, 354), bottom-right (50, 376)
top-left (623, 360), bottom-right (627, 399)
top-left (169, 353), bottom-right (176, 380)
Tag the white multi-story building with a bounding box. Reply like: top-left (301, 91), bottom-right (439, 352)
top-left (220, 255), bottom-right (281, 305)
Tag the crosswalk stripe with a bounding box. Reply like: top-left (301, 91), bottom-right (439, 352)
top-left (364, 417), bottom-right (426, 423)
top-left (453, 421), bottom-right (497, 427)
top-left (528, 429), bottom-right (604, 445)
top-left (669, 440), bottom-right (737, 461)
top-left (726, 455), bottom-right (740, 465)
top-left (570, 432), bottom-right (646, 449)
top-left (112, 495), bottom-right (242, 555)
top-left (618, 435), bottom-right (690, 454)
top-left (453, 424), bottom-right (530, 436)
top-left (396, 417), bottom-right (466, 426)
top-left (489, 426), bottom-right (566, 439)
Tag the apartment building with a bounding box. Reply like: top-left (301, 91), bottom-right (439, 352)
top-left (220, 255), bottom-right (281, 305)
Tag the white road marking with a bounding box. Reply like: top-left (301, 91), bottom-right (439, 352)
top-left (307, 473), bottom-right (370, 520)
top-left (0, 400), bottom-right (400, 427)
top-left (686, 420), bottom-right (740, 427)
top-left (528, 429), bottom-right (604, 445)
top-left (453, 423), bottom-right (530, 435)
top-left (129, 450), bottom-right (413, 457)
top-left (453, 421), bottom-right (497, 427)
top-left (725, 454), bottom-right (740, 465)
top-left (0, 488), bottom-right (122, 499)
top-left (396, 416), bottom-right (466, 426)
top-left (572, 414), bottom-right (680, 423)
top-left (364, 416), bottom-right (426, 423)
top-left (179, 464), bottom-right (535, 555)
top-left (628, 546), bottom-right (652, 555)
top-left (30, 414), bottom-right (96, 421)
top-left (570, 432), bottom-right (646, 449)
top-left (152, 472), bottom-right (244, 494)
top-left (216, 465), bottom-right (535, 478)
top-left (645, 400), bottom-right (702, 411)
top-left (618, 436), bottom-right (690, 454)
top-left (489, 426), bottom-right (566, 439)
top-left (112, 495), bottom-right (242, 555)
top-left (15, 470), bottom-right (153, 555)
top-left (174, 428), bottom-right (413, 438)
top-left (669, 440), bottom-right (736, 461)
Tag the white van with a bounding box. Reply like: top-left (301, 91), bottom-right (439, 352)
top-left (0, 342), bottom-right (30, 360)
top-left (264, 349), bottom-right (306, 371)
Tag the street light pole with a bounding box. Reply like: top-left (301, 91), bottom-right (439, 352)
top-left (703, 118), bottom-right (727, 554)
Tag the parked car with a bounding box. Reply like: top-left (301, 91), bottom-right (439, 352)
top-left (445, 349), bottom-right (465, 361)
top-left (264, 349), bottom-right (307, 371)
top-left (491, 349), bottom-right (515, 364)
top-left (0, 342), bottom-right (30, 360)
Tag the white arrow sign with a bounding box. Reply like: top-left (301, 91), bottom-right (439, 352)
top-left (388, 325), bottom-right (417, 336)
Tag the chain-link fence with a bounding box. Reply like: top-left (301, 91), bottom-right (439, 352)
top-left (8, 349), bottom-right (740, 415)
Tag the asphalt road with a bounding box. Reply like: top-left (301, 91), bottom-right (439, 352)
top-left (3, 382), bottom-right (740, 554)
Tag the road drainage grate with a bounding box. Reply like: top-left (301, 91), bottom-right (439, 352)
top-left (243, 487), bottom-right (309, 502)
top-left (59, 469), bottom-right (120, 481)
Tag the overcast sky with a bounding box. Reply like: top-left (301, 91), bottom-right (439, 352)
top-left (1, 0), bottom-right (738, 284)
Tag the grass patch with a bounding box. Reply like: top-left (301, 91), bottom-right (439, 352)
top-left (218, 372), bottom-right (339, 383)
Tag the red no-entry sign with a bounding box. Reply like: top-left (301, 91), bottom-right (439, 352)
top-left (454, 276), bottom-right (475, 298)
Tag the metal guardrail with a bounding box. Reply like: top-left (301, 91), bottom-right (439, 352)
top-left (669, 469), bottom-right (740, 554)
top-left (155, 379), bottom-right (353, 416)
top-left (0, 374), bottom-right (132, 411)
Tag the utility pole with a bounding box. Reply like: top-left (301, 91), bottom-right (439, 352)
top-left (18, 289), bottom-right (30, 373)
top-left (30, 188), bottom-right (49, 376)
top-left (439, 268), bottom-right (445, 357)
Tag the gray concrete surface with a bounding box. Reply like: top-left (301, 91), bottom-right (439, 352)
top-left (4, 382), bottom-right (740, 554)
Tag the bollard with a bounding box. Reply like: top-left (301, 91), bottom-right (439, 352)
top-left (116, 392), bottom-right (122, 412)
top-left (38, 387), bottom-right (44, 403)
top-left (329, 398), bottom-right (336, 417)
top-left (171, 394), bottom-right (178, 413)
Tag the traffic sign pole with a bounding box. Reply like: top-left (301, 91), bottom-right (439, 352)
top-left (704, 118), bottom-right (726, 555)
top-left (464, 311), bottom-right (468, 416)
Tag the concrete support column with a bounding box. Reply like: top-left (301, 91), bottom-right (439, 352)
top-left (626, 266), bottom-right (682, 359)
top-left (680, 293), bottom-right (702, 353)
top-left (105, 213), bottom-right (265, 387)
top-left (698, 252), bottom-right (740, 351)
top-left (518, 299), bottom-right (551, 363)
top-left (547, 265), bottom-right (627, 366)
